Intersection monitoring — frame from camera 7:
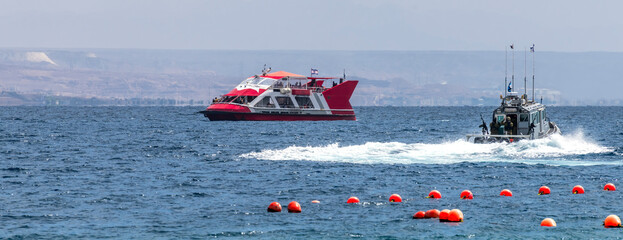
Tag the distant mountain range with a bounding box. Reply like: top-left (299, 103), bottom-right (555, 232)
top-left (1, 49), bottom-right (622, 106)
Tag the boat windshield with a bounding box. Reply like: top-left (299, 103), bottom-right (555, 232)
top-left (239, 77), bottom-right (276, 87)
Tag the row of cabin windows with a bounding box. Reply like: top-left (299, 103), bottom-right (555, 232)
top-left (251, 96), bottom-right (314, 109)
top-left (504, 109), bottom-right (546, 124)
top-left (220, 96), bottom-right (257, 104)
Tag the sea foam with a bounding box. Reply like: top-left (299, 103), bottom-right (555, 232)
top-left (241, 131), bottom-right (614, 166)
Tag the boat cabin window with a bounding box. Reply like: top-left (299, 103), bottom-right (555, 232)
top-left (520, 113), bottom-right (529, 122)
top-left (248, 77), bottom-right (263, 85)
top-left (531, 113), bottom-right (536, 123)
top-left (232, 96), bottom-right (244, 104)
top-left (254, 96), bottom-right (275, 108)
top-left (273, 80), bottom-right (286, 89)
top-left (240, 77), bottom-right (276, 87)
top-left (541, 110), bottom-right (546, 121)
top-left (258, 78), bottom-right (276, 86)
top-left (295, 96), bottom-right (313, 108)
top-left (219, 96), bottom-right (236, 103)
top-left (275, 96), bottom-right (295, 108)
top-left (231, 96), bottom-right (256, 104)
top-left (292, 81), bottom-right (305, 89)
top-left (496, 115), bottom-right (504, 123)
top-left (532, 112), bottom-right (540, 123)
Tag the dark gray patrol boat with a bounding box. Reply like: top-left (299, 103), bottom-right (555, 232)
top-left (466, 43), bottom-right (560, 143)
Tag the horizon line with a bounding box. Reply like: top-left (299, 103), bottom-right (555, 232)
top-left (1, 47), bottom-right (622, 54)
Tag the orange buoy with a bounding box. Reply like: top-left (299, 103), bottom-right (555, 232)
top-left (538, 186), bottom-right (551, 195)
top-left (427, 190), bottom-right (442, 199)
top-left (447, 209), bottom-right (464, 222)
top-left (287, 201), bottom-right (301, 213)
top-left (389, 194), bottom-right (402, 203)
top-left (311, 200), bottom-right (320, 203)
top-left (439, 209), bottom-right (451, 222)
top-left (346, 196), bottom-right (360, 204)
top-left (604, 183), bottom-right (616, 191)
top-left (541, 218), bottom-right (556, 227)
top-left (413, 211), bottom-right (426, 219)
top-left (267, 202), bottom-right (282, 212)
top-left (572, 185), bottom-right (585, 194)
top-left (500, 189), bottom-right (513, 197)
top-left (604, 215), bottom-right (622, 228)
top-left (425, 209), bottom-right (440, 218)
top-left (460, 190), bottom-right (473, 200)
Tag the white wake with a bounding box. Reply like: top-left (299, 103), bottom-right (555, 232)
top-left (241, 131), bottom-right (615, 166)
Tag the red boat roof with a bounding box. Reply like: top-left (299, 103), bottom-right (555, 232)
top-left (260, 71), bottom-right (305, 79)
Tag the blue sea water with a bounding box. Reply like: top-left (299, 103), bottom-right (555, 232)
top-left (2, 106), bottom-right (623, 239)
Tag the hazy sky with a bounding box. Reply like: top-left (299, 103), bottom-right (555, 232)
top-left (2, 0), bottom-right (622, 51)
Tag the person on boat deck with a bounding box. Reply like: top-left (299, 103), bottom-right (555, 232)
top-left (490, 119), bottom-right (499, 135)
top-left (528, 123), bottom-right (536, 135)
top-left (503, 116), bottom-right (513, 135)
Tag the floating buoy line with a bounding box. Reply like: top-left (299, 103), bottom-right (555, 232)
top-left (266, 184), bottom-right (621, 227)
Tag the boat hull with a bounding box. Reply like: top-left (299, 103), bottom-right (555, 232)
top-left (200, 110), bottom-right (356, 121)
top-left (470, 122), bottom-right (561, 144)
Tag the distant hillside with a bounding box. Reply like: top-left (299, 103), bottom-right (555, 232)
top-left (1, 49), bottom-right (622, 106)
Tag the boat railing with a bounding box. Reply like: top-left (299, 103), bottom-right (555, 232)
top-left (270, 82), bottom-right (300, 89)
top-left (271, 82), bottom-right (325, 93)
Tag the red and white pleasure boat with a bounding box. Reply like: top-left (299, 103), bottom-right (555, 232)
top-left (200, 69), bottom-right (358, 121)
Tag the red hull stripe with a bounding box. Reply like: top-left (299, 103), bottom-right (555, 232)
top-left (330, 110), bottom-right (355, 115)
top-left (202, 111), bottom-right (356, 121)
top-left (206, 104), bottom-right (251, 112)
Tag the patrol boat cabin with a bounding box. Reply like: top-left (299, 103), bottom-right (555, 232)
top-left (467, 92), bottom-right (560, 143)
top-left (466, 43), bottom-right (560, 143)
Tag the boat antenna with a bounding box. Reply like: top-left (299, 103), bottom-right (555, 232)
top-left (531, 44), bottom-right (535, 102)
top-left (261, 64), bottom-right (271, 76)
top-left (511, 43), bottom-right (515, 93)
top-left (341, 69), bottom-right (345, 84)
top-left (505, 45), bottom-right (508, 97)
top-left (524, 46), bottom-right (527, 99)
